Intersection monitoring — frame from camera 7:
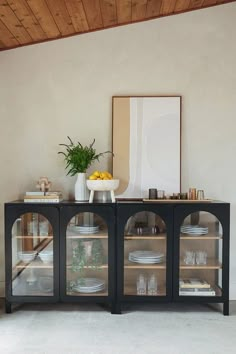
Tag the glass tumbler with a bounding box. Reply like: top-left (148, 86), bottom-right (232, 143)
top-left (197, 190), bottom-right (205, 200)
top-left (148, 274), bottom-right (158, 295)
top-left (195, 251), bottom-right (207, 265)
top-left (183, 251), bottom-right (195, 265)
top-left (157, 190), bottom-right (165, 199)
top-left (39, 220), bottom-right (49, 236)
top-left (137, 274), bottom-right (147, 295)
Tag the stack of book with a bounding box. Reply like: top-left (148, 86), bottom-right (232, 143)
top-left (179, 278), bottom-right (216, 296)
top-left (24, 191), bottom-right (63, 203)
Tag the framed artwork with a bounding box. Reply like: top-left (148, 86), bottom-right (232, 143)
top-left (112, 96), bottom-right (181, 199)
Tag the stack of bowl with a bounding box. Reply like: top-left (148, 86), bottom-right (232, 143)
top-left (18, 251), bottom-right (37, 263)
top-left (38, 250), bottom-right (53, 264)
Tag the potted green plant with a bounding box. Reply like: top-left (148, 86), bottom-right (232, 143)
top-left (58, 136), bottom-right (112, 201)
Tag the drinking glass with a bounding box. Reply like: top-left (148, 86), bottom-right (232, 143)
top-left (195, 251), bottom-right (207, 265)
top-left (148, 274), bottom-right (158, 295)
top-left (39, 220), bottom-right (49, 236)
top-left (149, 188), bottom-right (157, 199)
top-left (197, 190), bottom-right (205, 200)
top-left (189, 188), bottom-right (197, 200)
top-left (183, 251), bottom-right (195, 265)
top-left (157, 190), bottom-right (165, 199)
top-left (137, 274), bottom-right (146, 295)
top-left (151, 226), bottom-right (159, 235)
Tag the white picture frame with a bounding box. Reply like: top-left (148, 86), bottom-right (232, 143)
top-left (112, 96), bottom-right (181, 199)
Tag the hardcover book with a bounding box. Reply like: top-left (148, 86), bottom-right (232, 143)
top-left (25, 191), bottom-right (62, 196)
top-left (179, 278), bottom-right (211, 289)
top-left (24, 198), bottom-right (63, 203)
top-left (179, 288), bottom-right (216, 296)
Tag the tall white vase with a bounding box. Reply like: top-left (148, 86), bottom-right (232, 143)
top-left (75, 173), bottom-right (89, 201)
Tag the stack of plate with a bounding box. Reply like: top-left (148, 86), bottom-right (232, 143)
top-left (72, 225), bottom-right (99, 234)
top-left (128, 250), bottom-right (165, 264)
top-left (181, 224), bottom-right (208, 235)
top-left (73, 278), bottom-right (105, 293)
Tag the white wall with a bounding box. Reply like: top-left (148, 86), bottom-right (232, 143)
top-left (0, 3), bottom-right (236, 298)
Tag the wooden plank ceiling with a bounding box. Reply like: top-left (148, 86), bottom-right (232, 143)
top-left (0, 0), bottom-right (234, 51)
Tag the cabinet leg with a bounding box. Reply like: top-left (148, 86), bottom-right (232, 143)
top-left (223, 301), bottom-right (229, 316)
top-left (110, 302), bottom-right (122, 314)
top-left (5, 300), bottom-right (12, 314)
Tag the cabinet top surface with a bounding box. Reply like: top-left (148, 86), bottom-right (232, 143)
top-left (5, 199), bottom-right (229, 206)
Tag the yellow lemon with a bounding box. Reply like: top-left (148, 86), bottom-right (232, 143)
top-left (93, 170), bottom-right (100, 178)
top-left (100, 172), bottom-right (107, 180)
top-left (106, 172), bottom-right (112, 179)
top-left (89, 175), bottom-right (97, 180)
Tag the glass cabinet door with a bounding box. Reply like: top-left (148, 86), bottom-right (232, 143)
top-left (12, 213), bottom-right (54, 296)
top-left (66, 212), bottom-right (108, 296)
top-left (179, 211), bottom-right (223, 297)
top-left (124, 211), bottom-right (167, 296)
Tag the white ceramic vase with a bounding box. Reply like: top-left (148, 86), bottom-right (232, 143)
top-left (75, 173), bottom-right (89, 201)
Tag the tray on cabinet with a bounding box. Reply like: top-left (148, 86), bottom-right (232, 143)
top-left (143, 199), bottom-right (213, 203)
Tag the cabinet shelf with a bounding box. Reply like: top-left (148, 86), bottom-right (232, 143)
top-left (180, 259), bottom-right (222, 270)
top-left (67, 264), bottom-right (108, 269)
top-left (14, 235), bottom-right (53, 239)
top-left (15, 264), bottom-right (53, 269)
top-left (124, 234), bottom-right (166, 240)
top-left (180, 234), bottom-right (222, 240)
top-left (124, 261), bottom-right (166, 269)
top-left (66, 235), bottom-right (108, 239)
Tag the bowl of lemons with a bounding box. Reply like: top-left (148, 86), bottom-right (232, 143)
top-left (87, 171), bottom-right (119, 203)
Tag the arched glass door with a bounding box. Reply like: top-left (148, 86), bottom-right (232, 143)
top-left (66, 212), bottom-right (108, 296)
top-left (123, 211), bottom-right (167, 296)
top-left (179, 211), bottom-right (223, 297)
top-left (12, 213), bottom-right (54, 296)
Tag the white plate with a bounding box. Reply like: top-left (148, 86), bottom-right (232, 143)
top-left (78, 230), bottom-right (99, 234)
top-left (73, 286), bottom-right (105, 293)
top-left (181, 226), bottom-right (208, 231)
top-left (182, 231), bottom-right (208, 235)
top-left (182, 229), bottom-right (208, 232)
top-left (70, 225), bottom-right (99, 233)
top-left (76, 278), bottom-right (105, 287)
top-left (129, 259), bottom-right (164, 264)
top-left (76, 283), bottom-right (105, 289)
top-left (129, 256), bottom-right (164, 261)
top-left (129, 251), bottom-right (164, 258)
top-left (75, 225), bottom-right (99, 230)
top-left (129, 256), bottom-right (165, 264)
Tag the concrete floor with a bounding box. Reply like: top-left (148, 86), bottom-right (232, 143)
top-left (0, 301), bottom-right (236, 354)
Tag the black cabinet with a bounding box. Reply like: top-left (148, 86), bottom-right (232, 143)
top-left (5, 200), bottom-right (230, 315)
top-left (116, 201), bottom-right (230, 315)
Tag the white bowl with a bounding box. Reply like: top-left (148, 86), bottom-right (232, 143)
top-left (18, 251), bottom-right (37, 263)
top-left (86, 179), bottom-right (119, 191)
top-left (39, 250), bottom-right (53, 263)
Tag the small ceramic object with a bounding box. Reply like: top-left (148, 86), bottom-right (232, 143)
top-left (36, 177), bottom-right (52, 193)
